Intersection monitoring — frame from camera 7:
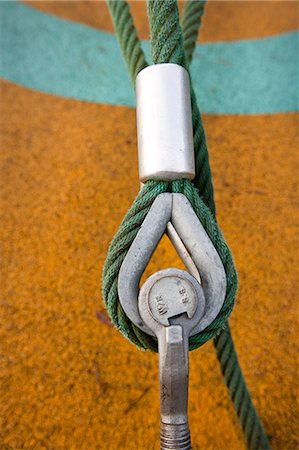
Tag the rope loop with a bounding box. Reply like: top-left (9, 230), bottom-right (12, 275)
top-left (102, 179), bottom-right (237, 351)
top-left (104, 0), bottom-right (230, 350)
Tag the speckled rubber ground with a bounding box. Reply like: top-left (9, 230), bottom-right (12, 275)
top-left (1, 2), bottom-right (298, 450)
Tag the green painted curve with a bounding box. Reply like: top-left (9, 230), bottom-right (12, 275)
top-left (0, 2), bottom-right (298, 114)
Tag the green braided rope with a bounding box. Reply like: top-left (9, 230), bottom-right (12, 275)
top-left (147, 0), bottom-right (185, 66)
top-left (103, 179), bottom-right (237, 351)
top-left (104, 0), bottom-right (270, 448)
top-left (182, 0), bottom-right (206, 66)
top-left (180, 0), bottom-right (215, 209)
top-left (106, 0), bottom-right (148, 84)
top-left (214, 328), bottom-right (271, 449)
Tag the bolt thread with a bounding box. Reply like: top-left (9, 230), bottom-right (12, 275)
top-left (160, 422), bottom-right (191, 450)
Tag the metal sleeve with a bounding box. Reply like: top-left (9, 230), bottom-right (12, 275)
top-left (136, 64), bottom-right (195, 182)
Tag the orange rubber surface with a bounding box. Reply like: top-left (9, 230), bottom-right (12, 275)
top-left (1, 2), bottom-right (298, 450)
top-left (25, 0), bottom-right (298, 42)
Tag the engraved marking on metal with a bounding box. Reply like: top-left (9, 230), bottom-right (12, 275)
top-left (139, 268), bottom-right (205, 334)
top-left (147, 275), bottom-right (198, 326)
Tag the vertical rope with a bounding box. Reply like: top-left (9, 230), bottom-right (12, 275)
top-left (147, 0), bottom-right (186, 66)
top-left (182, 0), bottom-right (206, 67)
top-left (106, 0), bottom-right (148, 84)
top-left (215, 328), bottom-right (271, 449)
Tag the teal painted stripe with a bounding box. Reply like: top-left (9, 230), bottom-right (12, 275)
top-left (0, 2), bottom-right (298, 114)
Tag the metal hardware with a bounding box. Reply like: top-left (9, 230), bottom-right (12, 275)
top-left (117, 192), bottom-right (227, 449)
top-left (118, 193), bottom-right (172, 335)
top-left (138, 268), bottom-right (206, 450)
top-left (139, 268), bottom-right (205, 328)
top-left (118, 193), bottom-right (226, 336)
top-left (166, 222), bottom-right (201, 283)
top-left (136, 64), bottom-right (195, 182)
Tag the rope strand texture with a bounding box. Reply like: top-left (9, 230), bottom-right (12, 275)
top-left (182, 0), bottom-right (206, 66)
top-left (214, 328), bottom-right (271, 449)
top-left (106, 0), bottom-right (148, 84)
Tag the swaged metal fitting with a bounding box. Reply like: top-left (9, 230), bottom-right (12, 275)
top-left (136, 64), bottom-right (195, 182)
